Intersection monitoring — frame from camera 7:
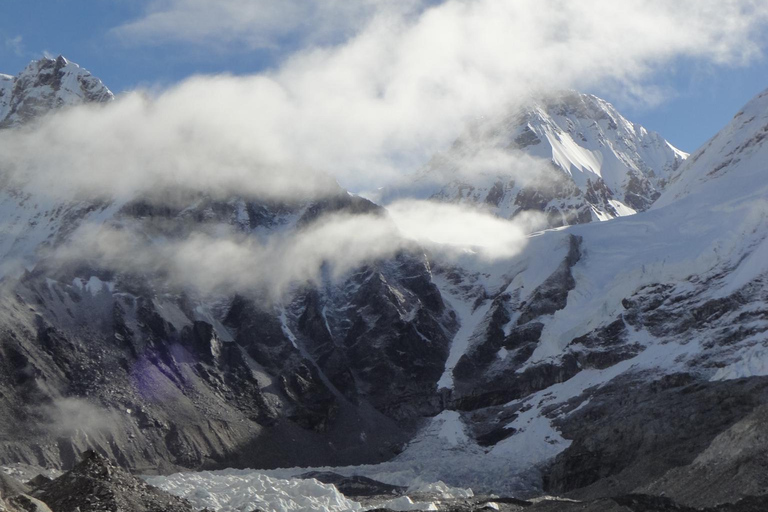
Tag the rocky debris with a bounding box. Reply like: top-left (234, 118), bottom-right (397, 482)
top-left (0, 470), bottom-right (51, 512)
top-left (296, 471), bottom-right (406, 498)
top-left (2, 495), bottom-right (53, 512)
top-left (521, 493), bottom-right (768, 511)
top-left (366, 495), bottom-right (532, 512)
top-left (438, 496), bottom-right (533, 511)
top-left (35, 450), bottom-right (199, 512)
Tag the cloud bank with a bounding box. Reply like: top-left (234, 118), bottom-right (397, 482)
top-left (5, 0), bottom-right (767, 200)
top-left (4, 0), bottom-right (768, 297)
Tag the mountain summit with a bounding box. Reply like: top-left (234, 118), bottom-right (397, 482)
top-left (398, 91), bottom-right (687, 227)
top-left (0, 55), bottom-right (113, 128)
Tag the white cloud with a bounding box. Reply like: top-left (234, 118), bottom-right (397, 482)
top-left (4, 35), bottom-right (24, 57)
top-left (388, 200), bottom-right (546, 259)
top-left (7, 0), bottom-right (768, 202)
top-left (0, 90), bottom-right (341, 202)
top-left (55, 202), bottom-right (538, 298)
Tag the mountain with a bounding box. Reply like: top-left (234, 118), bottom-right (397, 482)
top-left (380, 85), bottom-right (768, 500)
top-left (0, 55), bottom-right (113, 128)
top-left (0, 58), bottom-right (453, 472)
top-left (389, 91), bottom-right (687, 227)
top-left (2, 57), bottom-right (768, 511)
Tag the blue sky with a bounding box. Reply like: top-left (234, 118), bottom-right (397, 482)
top-left (2, 0), bottom-right (768, 154)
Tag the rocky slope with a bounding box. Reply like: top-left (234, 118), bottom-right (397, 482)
top-left (387, 91), bottom-right (686, 227)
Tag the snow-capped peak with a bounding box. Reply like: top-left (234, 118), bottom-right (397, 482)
top-left (0, 55), bottom-right (113, 128)
top-left (398, 90), bottom-right (687, 228)
top-left (519, 91), bottom-right (687, 194)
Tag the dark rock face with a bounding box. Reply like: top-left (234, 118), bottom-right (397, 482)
top-left (583, 179), bottom-right (618, 218)
top-left (544, 376), bottom-right (768, 500)
top-left (36, 450), bottom-right (197, 512)
top-left (513, 126), bottom-right (542, 148)
top-left (297, 471), bottom-right (406, 498)
top-left (517, 235), bottom-right (581, 325)
top-left (294, 254), bottom-right (454, 421)
top-left (623, 173), bottom-right (662, 211)
top-left (485, 181), bottom-right (506, 207)
top-left (512, 169), bottom-right (593, 228)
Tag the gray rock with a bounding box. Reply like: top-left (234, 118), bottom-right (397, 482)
top-left (35, 450), bottom-right (197, 512)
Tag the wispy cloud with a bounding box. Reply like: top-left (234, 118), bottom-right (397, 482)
top-left (4, 35), bottom-right (24, 57)
top-left (7, 0), bottom-right (768, 201)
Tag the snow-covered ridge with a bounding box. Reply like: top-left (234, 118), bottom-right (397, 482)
top-left (394, 91), bottom-right (686, 227)
top-left (0, 55), bottom-right (113, 128)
